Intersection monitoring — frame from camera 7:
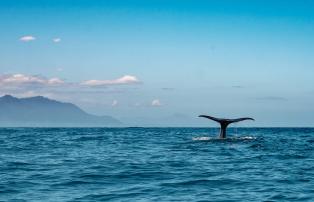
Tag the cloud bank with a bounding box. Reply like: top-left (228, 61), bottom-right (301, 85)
top-left (0, 74), bottom-right (140, 87)
top-left (0, 74), bottom-right (64, 87)
top-left (0, 73), bottom-right (142, 106)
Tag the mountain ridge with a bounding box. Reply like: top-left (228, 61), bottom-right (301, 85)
top-left (0, 95), bottom-right (121, 127)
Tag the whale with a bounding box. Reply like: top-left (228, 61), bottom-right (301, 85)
top-left (198, 115), bottom-right (254, 139)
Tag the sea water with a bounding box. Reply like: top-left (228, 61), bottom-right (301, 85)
top-left (0, 128), bottom-right (313, 201)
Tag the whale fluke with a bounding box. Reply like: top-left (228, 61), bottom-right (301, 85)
top-left (198, 115), bottom-right (254, 138)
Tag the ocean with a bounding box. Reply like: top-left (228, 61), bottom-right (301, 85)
top-left (0, 128), bottom-right (313, 201)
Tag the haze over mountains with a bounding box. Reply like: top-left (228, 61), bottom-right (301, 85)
top-left (0, 95), bottom-right (121, 127)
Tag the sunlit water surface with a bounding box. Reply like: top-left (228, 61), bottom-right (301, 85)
top-left (1, 128), bottom-right (314, 201)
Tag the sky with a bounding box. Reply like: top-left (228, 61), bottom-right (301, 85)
top-left (0, 0), bottom-right (314, 126)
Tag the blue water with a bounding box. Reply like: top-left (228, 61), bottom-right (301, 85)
top-left (1, 128), bottom-right (314, 201)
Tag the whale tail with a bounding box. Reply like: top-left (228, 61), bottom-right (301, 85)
top-left (198, 115), bottom-right (254, 138)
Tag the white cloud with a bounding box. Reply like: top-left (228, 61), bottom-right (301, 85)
top-left (0, 74), bottom-right (65, 86)
top-left (0, 73), bottom-right (144, 109)
top-left (112, 100), bottom-right (118, 107)
top-left (82, 75), bottom-right (140, 86)
top-left (151, 99), bottom-right (162, 107)
top-left (53, 38), bottom-right (61, 43)
top-left (0, 74), bottom-right (141, 88)
top-left (20, 35), bottom-right (36, 42)
top-left (47, 77), bottom-right (65, 85)
top-left (0, 73), bottom-right (141, 100)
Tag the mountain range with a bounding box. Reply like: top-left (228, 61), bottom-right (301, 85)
top-left (0, 95), bottom-right (121, 127)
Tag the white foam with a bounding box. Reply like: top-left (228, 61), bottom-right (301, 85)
top-left (192, 137), bottom-right (211, 141)
top-left (236, 136), bottom-right (256, 140)
top-left (192, 136), bottom-right (256, 141)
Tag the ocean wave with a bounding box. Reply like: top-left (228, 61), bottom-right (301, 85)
top-left (1, 128), bottom-right (314, 201)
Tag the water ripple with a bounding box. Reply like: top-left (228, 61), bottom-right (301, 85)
top-left (0, 128), bottom-right (313, 201)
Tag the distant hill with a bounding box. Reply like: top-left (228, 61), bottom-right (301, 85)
top-left (0, 95), bottom-right (121, 127)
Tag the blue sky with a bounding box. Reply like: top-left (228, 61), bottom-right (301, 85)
top-left (0, 0), bottom-right (314, 126)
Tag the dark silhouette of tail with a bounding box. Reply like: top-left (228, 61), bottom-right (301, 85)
top-left (198, 115), bottom-right (254, 138)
